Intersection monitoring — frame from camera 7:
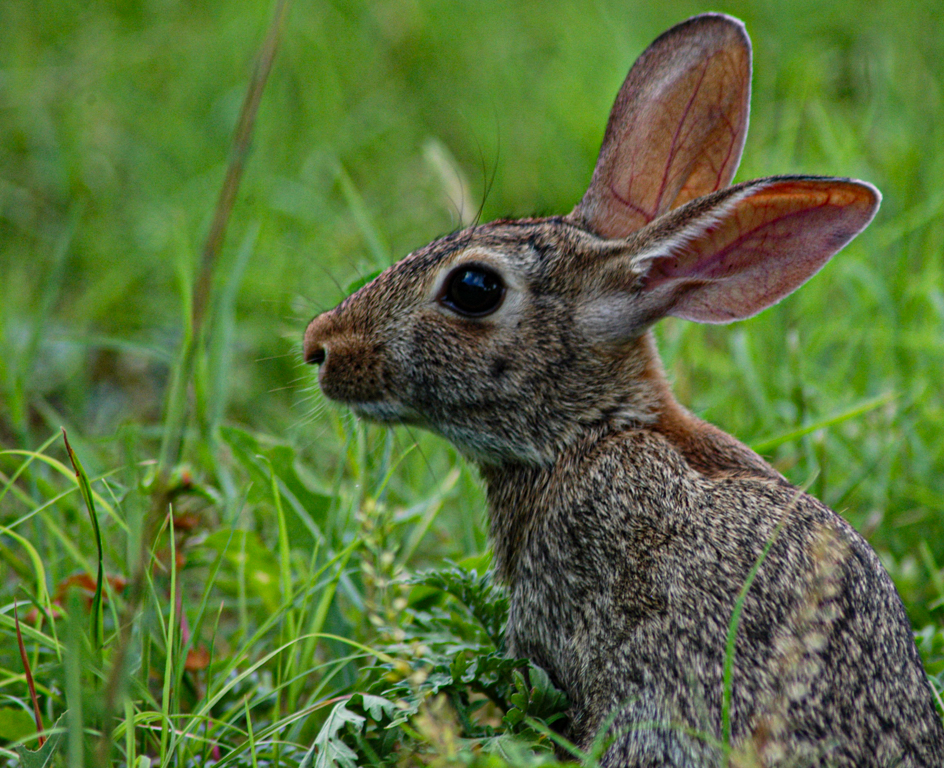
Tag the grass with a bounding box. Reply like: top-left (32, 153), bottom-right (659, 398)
top-left (1, 0), bottom-right (943, 764)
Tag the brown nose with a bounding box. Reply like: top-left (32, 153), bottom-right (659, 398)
top-left (305, 343), bottom-right (325, 365)
top-left (302, 311), bottom-right (386, 403)
top-left (303, 314), bottom-right (331, 365)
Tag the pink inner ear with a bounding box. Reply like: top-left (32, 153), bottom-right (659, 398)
top-left (570, 14), bottom-right (751, 239)
top-left (646, 179), bottom-right (880, 323)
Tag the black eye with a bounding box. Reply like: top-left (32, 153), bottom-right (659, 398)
top-left (440, 265), bottom-right (505, 317)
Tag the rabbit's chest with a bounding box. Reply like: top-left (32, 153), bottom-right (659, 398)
top-left (505, 501), bottom-right (674, 696)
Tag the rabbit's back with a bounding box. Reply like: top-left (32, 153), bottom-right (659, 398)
top-left (486, 426), bottom-right (944, 766)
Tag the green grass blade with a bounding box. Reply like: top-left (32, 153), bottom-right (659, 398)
top-left (751, 393), bottom-right (897, 453)
top-left (61, 430), bottom-right (104, 658)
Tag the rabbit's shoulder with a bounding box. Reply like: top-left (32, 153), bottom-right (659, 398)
top-left (504, 429), bottom-right (941, 763)
top-left (543, 426), bottom-right (881, 596)
top-left (504, 425), bottom-right (912, 661)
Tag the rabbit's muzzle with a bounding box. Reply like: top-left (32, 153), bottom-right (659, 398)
top-left (304, 313), bottom-right (387, 406)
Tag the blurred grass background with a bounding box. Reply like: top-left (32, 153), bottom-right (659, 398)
top-left (1, 0), bottom-right (943, 763)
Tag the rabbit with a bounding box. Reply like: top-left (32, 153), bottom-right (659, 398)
top-left (303, 13), bottom-right (944, 767)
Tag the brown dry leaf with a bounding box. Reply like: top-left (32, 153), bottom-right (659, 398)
top-left (185, 645), bottom-right (211, 672)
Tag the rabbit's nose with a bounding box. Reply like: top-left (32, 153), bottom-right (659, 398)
top-left (305, 343), bottom-right (326, 366)
top-left (303, 314), bottom-right (331, 365)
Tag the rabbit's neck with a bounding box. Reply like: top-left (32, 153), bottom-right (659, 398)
top-left (480, 460), bottom-right (554, 582)
top-left (651, 397), bottom-right (779, 481)
top-left (639, 332), bottom-right (778, 481)
top-left (481, 333), bottom-right (778, 580)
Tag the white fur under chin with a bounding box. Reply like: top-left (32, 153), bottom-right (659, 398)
top-left (350, 400), bottom-right (419, 424)
top-left (438, 403), bottom-right (660, 468)
top-left (437, 422), bottom-right (553, 467)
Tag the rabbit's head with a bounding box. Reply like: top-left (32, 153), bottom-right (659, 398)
top-left (304, 14), bottom-right (879, 466)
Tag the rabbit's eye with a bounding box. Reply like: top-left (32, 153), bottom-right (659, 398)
top-left (440, 265), bottom-right (505, 317)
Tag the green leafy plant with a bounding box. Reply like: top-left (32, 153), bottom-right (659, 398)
top-left (308, 565), bottom-right (569, 767)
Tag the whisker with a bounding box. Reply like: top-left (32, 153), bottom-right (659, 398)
top-left (473, 103), bottom-right (501, 227)
top-left (256, 352), bottom-right (303, 362)
top-left (309, 258), bottom-right (349, 301)
top-left (402, 425), bottom-right (438, 487)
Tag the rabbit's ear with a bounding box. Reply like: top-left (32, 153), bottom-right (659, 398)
top-left (568, 14), bottom-right (751, 239)
top-left (580, 177), bottom-right (880, 339)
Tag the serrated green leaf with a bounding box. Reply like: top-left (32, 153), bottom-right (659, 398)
top-left (352, 693), bottom-right (398, 722)
top-left (14, 713), bottom-right (66, 768)
top-left (450, 650), bottom-right (469, 681)
top-left (348, 563), bottom-right (567, 758)
top-left (413, 565), bottom-right (509, 645)
top-left (302, 699), bottom-right (365, 768)
top-left (503, 708), bottom-right (525, 727)
top-left (424, 671), bottom-right (454, 694)
top-left (513, 669), bottom-right (527, 693)
top-left (526, 663), bottom-right (569, 718)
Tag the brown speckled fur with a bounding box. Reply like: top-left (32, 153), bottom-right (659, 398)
top-left (303, 13), bottom-right (944, 767)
